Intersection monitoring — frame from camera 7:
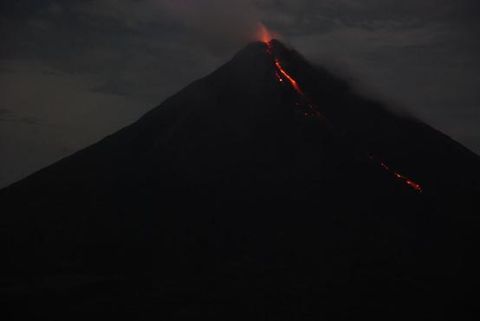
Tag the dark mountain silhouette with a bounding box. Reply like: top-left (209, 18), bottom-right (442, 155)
top-left (2, 40), bottom-right (480, 320)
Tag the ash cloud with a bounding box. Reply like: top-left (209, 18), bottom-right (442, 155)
top-left (155, 0), bottom-right (262, 53)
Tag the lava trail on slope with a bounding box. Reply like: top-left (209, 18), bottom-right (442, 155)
top-left (263, 39), bottom-right (422, 193)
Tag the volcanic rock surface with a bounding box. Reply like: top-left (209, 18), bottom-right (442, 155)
top-left (2, 40), bottom-right (480, 320)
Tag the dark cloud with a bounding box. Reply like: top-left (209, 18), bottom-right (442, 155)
top-left (0, 109), bottom-right (40, 126)
top-left (1, 0), bottom-right (479, 187)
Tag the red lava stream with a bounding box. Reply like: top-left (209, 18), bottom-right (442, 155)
top-left (261, 36), bottom-right (422, 193)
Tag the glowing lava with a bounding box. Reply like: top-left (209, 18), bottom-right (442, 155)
top-left (261, 30), bottom-right (423, 193)
top-left (377, 160), bottom-right (423, 192)
top-left (257, 25), bottom-right (306, 100)
top-left (274, 59), bottom-right (302, 94)
top-left (264, 38), bottom-right (324, 119)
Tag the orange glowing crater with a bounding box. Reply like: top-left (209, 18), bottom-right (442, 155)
top-left (257, 23), bottom-right (274, 44)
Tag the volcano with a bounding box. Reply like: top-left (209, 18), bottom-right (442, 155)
top-left (2, 40), bottom-right (480, 320)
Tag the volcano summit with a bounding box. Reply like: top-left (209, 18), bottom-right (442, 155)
top-left (2, 40), bottom-right (480, 320)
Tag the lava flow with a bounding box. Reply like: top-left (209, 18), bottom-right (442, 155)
top-left (260, 29), bottom-right (302, 95)
top-left (274, 58), bottom-right (302, 94)
top-left (262, 33), bottom-right (322, 119)
top-left (259, 25), bottom-right (423, 193)
top-left (377, 158), bottom-right (423, 192)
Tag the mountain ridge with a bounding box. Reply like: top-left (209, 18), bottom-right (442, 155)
top-left (2, 39), bottom-right (480, 320)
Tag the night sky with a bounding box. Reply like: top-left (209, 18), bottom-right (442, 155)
top-left (1, 0), bottom-right (479, 188)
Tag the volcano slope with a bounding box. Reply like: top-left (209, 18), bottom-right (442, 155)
top-left (1, 40), bottom-right (480, 320)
